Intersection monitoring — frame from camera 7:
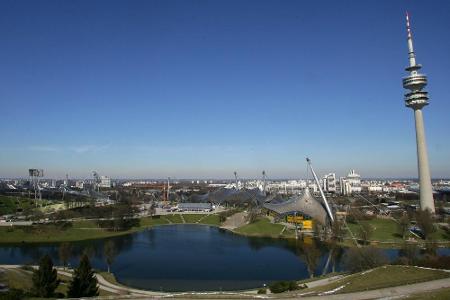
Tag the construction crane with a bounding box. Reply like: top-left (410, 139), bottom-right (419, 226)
top-left (306, 158), bottom-right (334, 223)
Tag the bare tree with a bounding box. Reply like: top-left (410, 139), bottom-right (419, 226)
top-left (343, 246), bottom-right (388, 273)
top-left (415, 209), bottom-right (436, 240)
top-left (103, 240), bottom-right (117, 273)
top-left (58, 243), bottom-right (72, 269)
top-left (397, 214), bottom-right (411, 239)
top-left (358, 223), bottom-right (373, 244)
top-left (331, 220), bottom-right (345, 242)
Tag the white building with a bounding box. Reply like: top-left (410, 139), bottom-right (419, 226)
top-left (75, 180), bottom-right (84, 189)
top-left (99, 176), bottom-right (111, 188)
top-left (347, 169), bottom-right (361, 193)
top-left (322, 173), bottom-right (337, 193)
top-left (340, 177), bottom-right (352, 195)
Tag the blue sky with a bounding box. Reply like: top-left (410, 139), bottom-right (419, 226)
top-left (0, 0), bottom-right (449, 179)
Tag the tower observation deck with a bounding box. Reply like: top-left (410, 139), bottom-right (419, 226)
top-left (402, 12), bottom-right (435, 213)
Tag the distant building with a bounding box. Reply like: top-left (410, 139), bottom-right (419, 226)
top-left (75, 181), bottom-right (84, 189)
top-left (322, 173), bottom-right (336, 193)
top-left (346, 169), bottom-right (361, 193)
top-left (340, 177), bottom-right (352, 195)
top-left (99, 176), bottom-right (111, 188)
top-left (177, 203), bottom-right (212, 212)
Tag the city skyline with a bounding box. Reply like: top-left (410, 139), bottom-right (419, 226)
top-left (1, 0), bottom-right (450, 179)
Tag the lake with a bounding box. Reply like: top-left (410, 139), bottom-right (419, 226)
top-left (0, 224), bottom-right (447, 291)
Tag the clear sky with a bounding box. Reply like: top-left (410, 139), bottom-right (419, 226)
top-left (0, 0), bottom-right (449, 180)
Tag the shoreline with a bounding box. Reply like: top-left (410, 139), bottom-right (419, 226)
top-left (0, 216), bottom-right (449, 249)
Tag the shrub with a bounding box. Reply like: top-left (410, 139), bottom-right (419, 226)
top-left (269, 280), bottom-right (300, 293)
top-left (415, 255), bottom-right (450, 270)
top-left (257, 288), bottom-right (267, 294)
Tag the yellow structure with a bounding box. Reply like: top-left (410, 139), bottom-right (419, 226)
top-left (302, 220), bottom-right (313, 230)
top-left (286, 215), bottom-right (304, 223)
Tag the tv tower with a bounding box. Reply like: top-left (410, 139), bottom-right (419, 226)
top-left (402, 12), bottom-right (435, 213)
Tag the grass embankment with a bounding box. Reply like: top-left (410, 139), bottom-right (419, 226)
top-left (302, 265), bottom-right (450, 295)
top-left (0, 267), bottom-right (114, 297)
top-left (346, 218), bottom-right (449, 245)
top-left (234, 217), bottom-right (294, 238)
top-left (0, 214), bottom-right (223, 244)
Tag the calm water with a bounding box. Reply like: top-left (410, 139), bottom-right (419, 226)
top-left (0, 224), bottom-right (447, 291)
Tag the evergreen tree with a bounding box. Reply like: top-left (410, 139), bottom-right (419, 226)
top-left (67, 255), bottom-right (99, 298)
top-left (32, 254), bottom-right (59, 297)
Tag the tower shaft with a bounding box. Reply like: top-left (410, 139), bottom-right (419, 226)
top-left (414, 109), bottom-right (434, 211)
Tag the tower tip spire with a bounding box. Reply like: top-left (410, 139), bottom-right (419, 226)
top-left (406, 11), bottom-right (412, 39)
top-left (405, 11), bottom-right (417, 68)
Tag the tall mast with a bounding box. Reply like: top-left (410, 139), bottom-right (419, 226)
top-left (306, 158), bottom-right (334, 223)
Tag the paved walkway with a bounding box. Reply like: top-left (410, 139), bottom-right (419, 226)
top-left (221, 212), bottom-right (247, 229)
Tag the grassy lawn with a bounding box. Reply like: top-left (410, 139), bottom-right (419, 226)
top-left (346, 218), bottom-right (402, 242)
top-left (0, 225), bottom-right (141, 243)
top-left (431, 228), bottom-right (449, 240)
top-left (163, 214), bottom-right (183, 224)
top-left (235, 217), bottom-right (285, 237)
top-left (407, 287), bottom-right (450, 300)
top-left (346, 218), bottom-right (450, 243)
top-left (198, 214), bottom-right (221, 226)
top-left (0, 214), bottom-right (223, 244)
top-left (303, 265), bottom-right (450, 295)
top-left (140, 215), bottom-right (170, 227)
top-left (281, 228), bottom-right (297, 238)
top-left (182, 214), bottom-right (204, 224)
top-left (0, 268), bottom-right (33, 290)
top-left (72, 220), bottom-right (99, 228)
